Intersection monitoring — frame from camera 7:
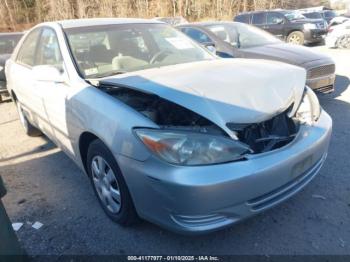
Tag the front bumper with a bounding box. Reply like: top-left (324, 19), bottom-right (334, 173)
top-left (307, 74), bottom-right (335, 93)
top-left (304, 29), bottom-right (327, 43)
top-left (117, 111), bottom-right (332, 234)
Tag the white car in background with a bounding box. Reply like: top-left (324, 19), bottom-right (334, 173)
top-left (326, 20), bottom-right (350, 48)
top-left (328, 16), bottom-right (349, 29)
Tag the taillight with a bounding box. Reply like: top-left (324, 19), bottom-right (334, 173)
top-left (328, 27), bottom-right (333, 33)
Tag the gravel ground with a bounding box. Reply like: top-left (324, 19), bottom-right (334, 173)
top-left (0, 47), bottom-right (350, 257)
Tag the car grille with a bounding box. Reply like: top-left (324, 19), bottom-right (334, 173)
top-left (246, 154), bottom-right (326, 212)
top-left (307, 64), bottom-right (335, 79)
top-left (226, 105), bottom-right (298, 154)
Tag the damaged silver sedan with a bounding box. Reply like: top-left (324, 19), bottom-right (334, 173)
top-left (5, 19), bottom-right (332, 234)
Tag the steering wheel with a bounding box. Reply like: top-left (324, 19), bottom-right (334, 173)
top-left (150, 49), bottom-right (173, 64)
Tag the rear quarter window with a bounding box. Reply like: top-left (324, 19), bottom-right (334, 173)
top-left (324, 11), bottom-right (336, 18)
top-left (16, 29), bottom-right (42, 67)
top-left (235, 14), bottom-right (250, 24)
top-left (252, 13), bottom-right (266, 25)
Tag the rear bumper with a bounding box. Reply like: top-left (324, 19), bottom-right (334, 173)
top-left (304, 29), bottom-right (327, 43)
top-left (117, 111), bottom-right (332, 234)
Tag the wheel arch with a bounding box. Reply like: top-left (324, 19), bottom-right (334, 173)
top-left (286, 29), bottom-right (304, 37)
top-left (78, 131), bottom-right (101, 174)
top-left (11, 90), bottom-right (17, 102)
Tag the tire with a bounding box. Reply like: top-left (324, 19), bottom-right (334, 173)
top-left (287, 31), bottom-right (304, 45)
top-left (87, 139), bottom-right (138, 226)
top-left (337, 35), bottom-right (350, 49)
top-left (16, 101), bottom-right (42, 137)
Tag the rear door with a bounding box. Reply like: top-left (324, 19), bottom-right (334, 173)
top-left (10, 28), bottom-right (45, 126)
top-left (265, 12), bottom-right (286, 39)
top-left (251, 12), bottom-right (267, 30)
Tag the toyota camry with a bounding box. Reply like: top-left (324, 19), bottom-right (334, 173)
top-left (5, 18), bottom-right (332, 234)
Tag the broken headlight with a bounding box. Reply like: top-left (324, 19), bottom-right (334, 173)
top-left (135, 129), bottom-right (250, 165)
top-left (295, 86), bottom-right (321, 125)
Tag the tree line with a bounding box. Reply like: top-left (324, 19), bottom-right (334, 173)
top-left (0, 0), bottom-right (331, 32)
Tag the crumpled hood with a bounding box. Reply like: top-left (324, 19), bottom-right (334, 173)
top-left (102, 59), bottom-right (306, 135)
top-left (242, 43), bottom-right (329, 66)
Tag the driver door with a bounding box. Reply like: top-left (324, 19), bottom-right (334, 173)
top-left (265, 12), bottom-right (285, 39)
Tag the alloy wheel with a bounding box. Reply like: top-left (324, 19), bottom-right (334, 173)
top-left (288, 34), bottom-right (302, 44)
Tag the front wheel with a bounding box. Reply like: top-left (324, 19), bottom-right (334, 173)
top-left (87, 139), bottom-right (138, 225)
top-left (287, 31), bottom-right (304, 45)
top-left (16, 101), bottom-right (42, 137)
top-left (337, 35), bottom-right (350, 49)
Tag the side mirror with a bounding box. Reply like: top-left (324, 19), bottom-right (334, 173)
top-left (32, 65), bottom-right (65, 83)
top-left (203, 42), bottom-right (216, 54)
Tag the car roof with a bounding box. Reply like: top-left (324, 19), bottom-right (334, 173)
top-left (179, 21), bottom-right (239, 27)
top-left (300, 10), bottom-right (321, 13)
top-left (0, 32), bottom-right (24, 36)
top-left (237, 9), bottom-right (290, 15)
top-left (56, 18), bottom-right (163, 29)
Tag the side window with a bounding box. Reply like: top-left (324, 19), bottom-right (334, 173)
top-left (267, 12), bottom-right (284, 25)
top-left (0, 35), bottom-right (21, 55)
top-left (252, 13), bottom-right (266, 25)
top-left (235, 14), bottom-right (250, 24)
top-left (16, 28), bottom-right (42, 66)
top-left (324, 11), bottom-right (336, 18)
top-left (182, 28), bottom-right (212, 44)
top-left (35, 28), bottom-right (63, 68)
top-left (208, 26), bottom-right (231, 44)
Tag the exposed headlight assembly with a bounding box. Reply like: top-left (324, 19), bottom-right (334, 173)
top-left (135, 129), bottom-right (251, 165)
top-left (304, 23), bottom-right (317, 30)
top-left (295, 86), bottom-right (321, 125)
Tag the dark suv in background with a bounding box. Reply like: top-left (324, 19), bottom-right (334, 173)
top-left (234, 10), bottom-right (327, 45)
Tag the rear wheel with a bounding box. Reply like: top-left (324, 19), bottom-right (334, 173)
top-left (287, 31), bottom-right (304, 45)
top-left (87, 139), bottom-right (138, 225)
top-left (16, 101), bottom-right (42, 137)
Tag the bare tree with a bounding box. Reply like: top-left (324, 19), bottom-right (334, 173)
top-left (0, 0), bottom-right (331, 32)
top-left (3, 0), bottom-right (16, 30)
